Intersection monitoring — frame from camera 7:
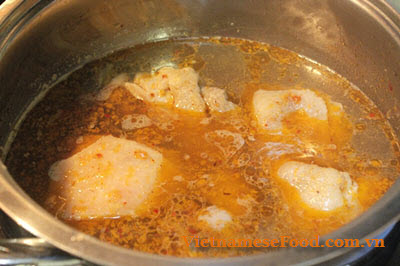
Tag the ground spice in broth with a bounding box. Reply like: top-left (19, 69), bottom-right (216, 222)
top-left (5, 37), bottom-right (400, 257)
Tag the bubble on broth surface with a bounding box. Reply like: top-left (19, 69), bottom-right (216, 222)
top-left (121, 114), bottom-right (152, 130)
top-left (205, 130), bottom-right (245, 159)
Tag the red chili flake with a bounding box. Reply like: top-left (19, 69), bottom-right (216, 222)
top-left (162, 74), bottom-right (168, 79)
top-left (291, 95), bottom-right (302, 103)
top-left (389, 82), bottom-right (393, 92)
top-left (96, 153), bottom-right (103, 158)
top-left (123, 201), bottom-right (127, 205)
top-left (161, 249), bottom-right (168, 255)
top-left (104, 113), bottom-right (110, 118)
top-left (188, 227), bottom-right (198, 234)
top-left (296, 129), bottom-right (301, 134)
top-left (171, 211), bottom-right (176, 217)
top-left (369, 113), bottom-right (375, 118)
top-left (153, 209), bottom-right (159, 214)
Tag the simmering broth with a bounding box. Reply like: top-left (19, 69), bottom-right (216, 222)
top-left (6, 38), bottom-right (400, 257)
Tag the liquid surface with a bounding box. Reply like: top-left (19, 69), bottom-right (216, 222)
top-left (6, 38), bottom-right (400, 257)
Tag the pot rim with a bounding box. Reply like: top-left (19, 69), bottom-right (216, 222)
top-left (1, 0), bottom-right (400, 265)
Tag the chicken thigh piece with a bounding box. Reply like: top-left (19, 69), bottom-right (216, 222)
top-left (47, 135), bottom-right (163, 220)
top-left (277, 161), bottom-right (358, 211)
top-left (252, 89), bottom-right (328, 131)
top-left (125, 67), bottom-right (206, 112)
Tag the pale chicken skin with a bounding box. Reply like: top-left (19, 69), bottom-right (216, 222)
top-left (125, 67), bottom-right (206, 112)
top-left (198, 206), bottom-right (232, 231)
top-left (201, 86), bottom-right (237, 113)
top-left (277, 161), bottom-right (358, 211)
top-left (47, 135), bottom-right (163, 220)
top-left (252, 89), bottom-right (328, 131)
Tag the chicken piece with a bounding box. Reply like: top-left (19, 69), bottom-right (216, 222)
top-left (198, 206), bottom-right (232, 231)
top-left (277, 161), bottom-right (358, 211)
top-left (201, 86), bottom-right (237, 112)
top-left (125, 67), bottom-right (206, 112)
top-left (252, 89), bottom-right (328, 131)
top-left (47, 135), bottom-right (163, 220)
top-left (125, 72), bottom-right (173, 105)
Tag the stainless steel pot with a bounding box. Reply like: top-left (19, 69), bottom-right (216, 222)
top-left (1, 0), bottom-right (400, 265)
